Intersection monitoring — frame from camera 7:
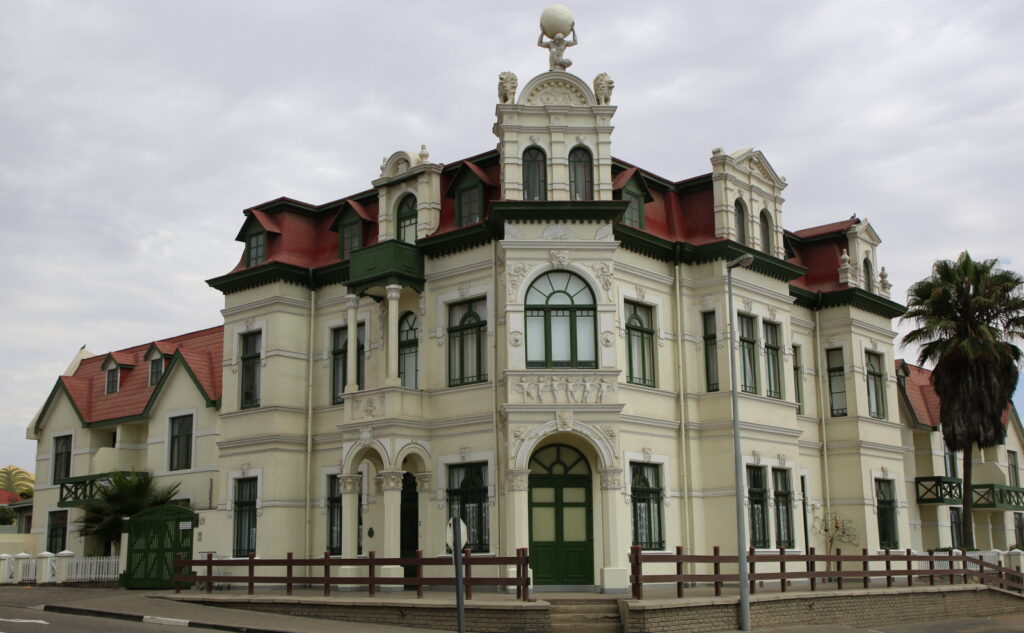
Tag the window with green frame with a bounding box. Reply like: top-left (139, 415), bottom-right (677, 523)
top-left (875, 478), bottom-right (898, 549)
top-left (397, 195), bottom-right (417, 244)
top-left (168, 414), bottom-right (193, 471)
top-left (944, 445), bottom-right (958, 478)
top-left (47, 510), bottom-right (67, 554)
top-left (950, 506), bottom-right (963, 550)
top-left (792, 344), bottom-right (803, 414)
top-left (626, 301), bottom-right (655, 387)
top-left (1014, 512), bottom-right (1023, 548)
top-left (703, 312), bottom-right (719, 392)
top-left (525, 271), bottom-right (596, 369)
top-left (448, 299), bottom-right (486, 386)
top-left (827, 348), bottom-right (847, 416)
top-left (448, 462), bottom-right (489, 552)
top-left (523, 147), bottom-right (547, 201)
top-left (631, 462), bottom-right (664, 550)
top-left (622, 190), bottom-right (644, 228)
top-left (568, 147), bottom-right (593, 201)
top-left (739, 314), bottom-right (757, 394)
top-left (1009, 450), bottom-right (1020, 488)
top-left (240, 331), bottom-right (261, 409)
top-left (866, 351), bottom-right (885, 419)
top-left (773, 468), bottom-right (794, 548)
top-left (398, 312), bottom-right (418, 389)
top-left (149, 357), bottom-right (163, 386)
top-left (52, 435), bottom-right (71, 483)
top-left (747, 465), bottom-right (769, 549)
top-left (332, 324), bottom-right (365, 403)
top-left (764, 322), bottom-right (782, 399)
top-left (105, 367), bottom-right (118, 394)
top-left (457, 186), bottom-right (482, 226)
top-left (233, 477), bottom-right (258, 557)
top-left (246, 232), bottom-right (266, 267)
top-left (340, 222), bottom-right (362, 259)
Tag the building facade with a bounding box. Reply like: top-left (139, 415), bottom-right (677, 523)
top-left (23, 60), bottom-right (1024, 590)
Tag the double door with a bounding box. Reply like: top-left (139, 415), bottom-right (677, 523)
top-left (529, 473), bottom-right (593, 585)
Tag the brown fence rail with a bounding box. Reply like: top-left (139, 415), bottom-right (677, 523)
top-left (173, 548), bottom-right (530, 601)
top-left (629, 546), bottom-right (1024, 600)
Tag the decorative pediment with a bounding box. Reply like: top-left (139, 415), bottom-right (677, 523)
top-left (612, 167), bottom-right (654, 203)
top-left (328, 198), bottom-right (374, 231)
top-left (518, 71), bottom-right (596, 107)
top-left (718, 148), bottom-right (787, 190)
top-left (849, 218), bottom-right (882, 246)
top-left (380, 150), bottom-right (419, 179)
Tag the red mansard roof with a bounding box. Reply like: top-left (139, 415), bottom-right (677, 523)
top-left (51, 326), bottom-right (223, 426)
top-left (898, 360), bottom-right (1011, 429)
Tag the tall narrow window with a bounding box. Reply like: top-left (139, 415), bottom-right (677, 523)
top-left (457, 187), bottom-right (482, 226)
top-left (399, 312), bottom-right (419, 389)
top-left (246, 233), bottom-right (266, 267)
top-left (759, 210), bottom-right (773, 254)
top-left (568, 147), bottom-right (593, 201)
top-left (866, 352), bottom-right (886, 419)
top-left (773, 468), bottom-right (794, 548)
top-left (875, 479), bottom-right (898, 549)
top-left (149, 357), bottom-right (163, 386)
top-left (240, 332), bottom-right (261, 409)
top-left (169, 415), bottom-right (193, 471)
top-left (800, 475), bottom-right (810, 552)
top-left (1009, 450), bottom-right (1020, 488)
top-left (739, 315), bottom-right (757, 394)
top-left (397, 195), bottom-right (417, 244)
top-left (448, 463), bottom-right (489, 552)
top-left (703, 312), bottom-right (719, 392)
top-left (735, 200), bottom-right (748, 246)
top-left (625, 302), bottom-right (655, 387)
top-left (944, 445), bottom-right (959, 479)
top-left (950, 507), bottom-right (963, 550)
top-left (631, 462), bottom-right (664, 550)
top-left (47, 511), bottom-right (67, 553)
top-left (1014, 512), bottom-right (1024, 547)
top-left (623, 190), bottom-right (644, 228)
top-left (526, 272), bottom-right (596, 369)
top-left (827, 348), bottom-right (846, 416)
top-left (340, 223), bottom-right (362, 258)
top-left (233, 477), bottom-right (258, 557)
top-left (747, 466), bottom-right (768, 549)
top-left (327, 475), bottom-right (342, 555)
top-left (448, 299), bottom-right (487, 386)
top-left (52, 435), bottom-right (71, 483)
top-left (863, 258), bottom-right (874, 293)
top-left (105, 367), bottom-right (119, 394)
top-left (523, 147), bottom-right (547, 201)
top-left (793, 344), bottom-right (803, 414)
top-left (332, 325), bottom-right (365, 403)
top-left (764, 322), bottom-right (782, 399)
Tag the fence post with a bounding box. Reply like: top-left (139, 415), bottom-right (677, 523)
top-left (286, 553), bottom-right (293, 596)
top-left (713, 545), bottom-right (722, 596)
top-left (13, 553), bottom-right (30, 584)
top-left (836, 548), bottom-right (843, 590)
top-left (463, 548), bottom-right (473, 600)
top-left (323, 551), bottom-right (330, 597)
top-left (174, 553), bottom-right (182, 594)
top-left (36, 552), bottom-right (55, 584)
top-left (906, 548), bottom-right (913, 587)
top-left (779, 547), bottom-right (786, 593)
top-left (809, 546), bottom-right (816, 592)
top-left (415, 549), bottom-right (423, 599)
top-left (948, 550), bottom-right (954, 585)
top-left (630, 545), bottom-right (642, 600)
top-left (0, 555), bottom-right (11, 585)
top-left (54, 550), bottom-right (73, 584)
top-left (676, 546), bottom-right (684, 598)
top-left (368, 551), bottom-right (376, 597)
top-left (862, 548), bottom-right (870, 589)
top-left (748, 547), bottom-right (756, 595)
top-left (515, 548), bottom-right (523, 600)
top-left (885, 548), bottom-right (892, 588)
top-left (522, 548), bottom-right (530, 602)
top-left (927, 549), bottom-right (935, 586)
top-left (205, 552), bottom-right (213, 594)
top-left (247, 552), bottom-right (255, 596)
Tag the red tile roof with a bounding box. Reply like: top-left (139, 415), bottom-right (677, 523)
top-left (50, 326), bottom-right (223, 426)
top-left (0, 489), bottom-right (22, 505)
top-left (898, 360), bottom-right (1010, 429)
top-left (792, 218), bottom-right (859, 240)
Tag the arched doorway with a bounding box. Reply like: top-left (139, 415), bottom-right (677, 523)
top-left (529, 444), bottom-right (593, 585)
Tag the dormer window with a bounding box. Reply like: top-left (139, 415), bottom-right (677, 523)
top-left (568, 147), bottom-right (593, 201)
top-left (246, 232), bottom-right (266, 267)
top-left (760, 210), bottom-right (773, 254)
top-left (149, 357), bottom-right (164, 386)
top-left (863, 258), bottom-right (874, 292)
top-left (623, 190), bottom-right (644, 228)
top-left (457, 186), bottom-right (482, 226)
top-left (397, 195), bottom-right (417, 244)
top-left (340, 222), bottom-right (362, 259)
top-left (105, 367), bottom-right (119, 394)
top-left (523, 147), bottom-right (547, 201)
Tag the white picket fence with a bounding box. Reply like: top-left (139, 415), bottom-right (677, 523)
top-left (66, 556), bottom-right (120, 582)
top-left (20, 559), bottom-right (36, 582)
top-left (918, 549), bottom-right (1007, 571)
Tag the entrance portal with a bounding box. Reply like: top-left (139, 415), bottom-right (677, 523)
top-left (528, 444), bottom-right (594, 585)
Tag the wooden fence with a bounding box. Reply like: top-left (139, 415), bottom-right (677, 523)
top-left (629, 546), bottom-right (1024, 599)
top-left (173, 548), bottom-right (531, 601)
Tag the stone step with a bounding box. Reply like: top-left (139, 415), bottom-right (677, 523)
top-left (552, 612), bottom-right (619, 621)
top-left (546, 598), bottom-right (621, 606)
top-left (552, 623), bottom-right (622, 633)
top-left (551, 608), bottom-right (620, 618)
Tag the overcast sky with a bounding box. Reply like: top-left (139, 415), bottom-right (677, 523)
top-left (2, 1), bottom-right (1023, 472)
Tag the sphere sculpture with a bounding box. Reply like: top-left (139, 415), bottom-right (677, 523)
top-left (540, 4), bottom-right (574, 39)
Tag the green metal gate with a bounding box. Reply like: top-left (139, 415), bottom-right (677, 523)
top-left (120, 504), bottom-right (198, 589)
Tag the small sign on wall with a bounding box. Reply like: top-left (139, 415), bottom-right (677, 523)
top-left (179, 521), bottom-right (192, 530)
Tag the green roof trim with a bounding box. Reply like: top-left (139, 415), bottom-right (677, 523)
top-left (790, 286), bottom-right (907, 318)
top-left (684, 241), bottom-right (806, 282)
top-left (614, 224), bottom-right (675, 260)
top-left (418, 223), bottom-right (494, 258)
top-left (206, 261), bottom-right (311, 294)
top-left (489, 200), bottom-right (627, 234)
top-left (312, 261), bottom-right (349, 289)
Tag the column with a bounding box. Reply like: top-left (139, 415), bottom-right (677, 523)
top-left (378, 471), bottom-right (405, 589)
top-left (598, 467), bottom-right (629, 592)
top-left (385, 285), bottom-right (402, 386)
top-left (415, 473), bottom-right (433, 554)
top-left (506, 469), bottom-right (530, 581)
top-left (345, 295), bottom-right (359, 393)
top-left (339, 475), bottom-right (362, 558)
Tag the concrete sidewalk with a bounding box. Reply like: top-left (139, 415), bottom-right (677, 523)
top-left (0, 585), bottom-right (432, 633)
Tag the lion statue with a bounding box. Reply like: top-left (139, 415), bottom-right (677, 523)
top-left (498, 71), bottom-right (518, 104)
top-left (593, 73), bottom-right (614, 105)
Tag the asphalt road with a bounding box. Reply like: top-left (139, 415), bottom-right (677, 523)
top-left (0, 605), bottom-right (227, 633)
top-left (742, 614), bottom-right (1024, 633)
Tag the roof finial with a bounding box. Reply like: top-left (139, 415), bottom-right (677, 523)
top-left (840, 248), bottom-right (850, 266)
top-left (418, 144), bottom-right (430, 164)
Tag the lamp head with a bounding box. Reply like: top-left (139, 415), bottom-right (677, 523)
top-left (727, 253), bottom-right (755, 269)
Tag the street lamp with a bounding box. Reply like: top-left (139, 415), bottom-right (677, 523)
top-left (726, 252), bottom-right (754, 631)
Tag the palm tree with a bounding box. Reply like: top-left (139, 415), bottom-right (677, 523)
top-left (903, 251), bottom-right (1024, 549)
top-left (0, 466), bottom-right (34, 493)
top-left (76, 471), bottom-right (182, 554)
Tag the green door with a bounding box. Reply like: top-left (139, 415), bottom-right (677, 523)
top-left (120, 504), bottom-right (198, 589)
top-left (529, 444), bottom-right (593, 585)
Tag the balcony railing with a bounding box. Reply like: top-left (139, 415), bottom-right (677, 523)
top-left (972, 483), bottom-right (1024, 510)
top-left (915, 476), bottom-right (963, 504)
top-left (58, 472), bottom-right (114, 507)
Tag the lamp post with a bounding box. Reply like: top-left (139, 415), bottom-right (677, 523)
top-left (726, 252), bottom-right (754, 631)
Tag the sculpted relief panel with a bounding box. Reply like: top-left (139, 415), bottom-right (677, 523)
top-left (510, 375), bottom-right (616, 404)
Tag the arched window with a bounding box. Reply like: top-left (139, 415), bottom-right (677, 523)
top-left (568, 147), bottom-right (593, 201)
top-left (523, 147), bottom-right (547, 201)
top-left (397, 195), bottom-right (417, 244)
top-left (760, 210), bottom-right (773, 254)
top-left (399, 312), bottom-right (418, 388)
top-left (735, 200), bottom-right (748, 245)
top-left (863, 258), bottom-right (874, 293)
top-left (526, 271), bottom-right (596, 368)
top-left (448, 299), bottom-right (486, 386)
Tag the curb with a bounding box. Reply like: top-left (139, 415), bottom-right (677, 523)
top-left (42, 605), bottom-right (295, 633)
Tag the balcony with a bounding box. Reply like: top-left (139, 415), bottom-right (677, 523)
top-left (58, 472), bottom-right (114, 507)
top-left (972, 483), bottom-right (1024, 510)
top-left (915, 476), bottom-right (963, 504)
top-left (347, 240), bottom-right (424, 295)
